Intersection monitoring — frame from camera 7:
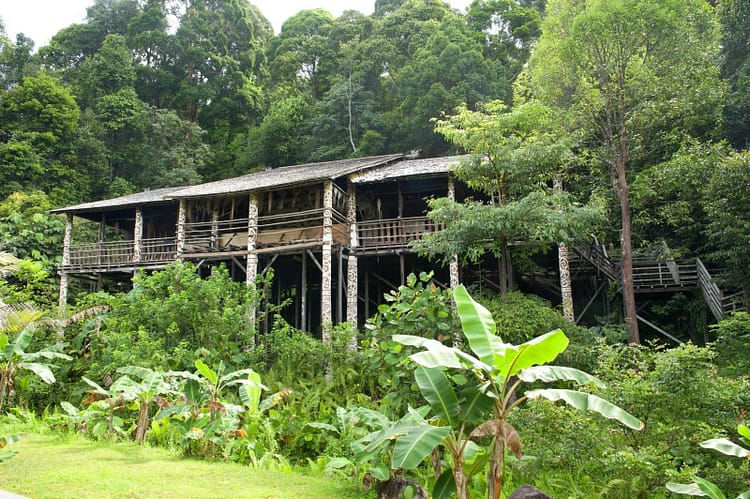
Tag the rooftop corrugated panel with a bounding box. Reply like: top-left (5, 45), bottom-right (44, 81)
top-left (168, 154), bottom-right (403, 199)
top-left (350, 155), bottom-right (468, 184)
top-left (50, 186), bottom-right (184, 214)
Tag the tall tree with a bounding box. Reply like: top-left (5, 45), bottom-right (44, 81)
top-left (522, 0), bottom-right (722, 343)
top-left (420, 100), bottom-right (602, 294)
top-left (719, 0), bottom-right (750, 149)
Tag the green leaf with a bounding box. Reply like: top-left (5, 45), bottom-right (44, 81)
top-left (414, 367), bottom-right (459, 426)
top-left (454, 284), bottom-right (501, 364)
top-left (519, 365), bottom-right (605, 387)
top-left (195, 359), bottom-right (217, 386)
top-left (526, 389), bottom-right (643, 430)
top-left (737, 424), bottom-right (750, 441)
top-left (432, 469), bottom-right (456, 499)
top-left (18, 362), bottom-right (55, 384)
top-left (81, 376), bottom-right (109, 396)
top-left (12, 329), bottom-right (33, 354)
top-left (666, 481), bottom-right (708, 496)
top-left (0, 333), bottom-right (8, 353)
top-left (307, 422), bottom-right (339, 433)
top-left (183, 379), bottom-right (203, 405)
top-left (239, 370), bottom-right (263, 412)
top-left (495, 329), bottom-right (568, 378)
top-left (60, 401), bottom-right (79, 416)
top-left (699, 438), bottom-right (750, 458)
top-left (391, 423), bottom-right (451, 469)
top-left (393, 334), bottom-right (489, 371)
top-left (693, 476), bottom-right (726, 499)
top-left (369, 465), bottom-right (390, 481)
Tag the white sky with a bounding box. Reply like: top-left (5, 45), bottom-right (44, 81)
top-left (1, 0), bottom-right (473, 47)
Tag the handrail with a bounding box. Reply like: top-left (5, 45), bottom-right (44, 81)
top-left (696, 258), bottom-right (724, 322)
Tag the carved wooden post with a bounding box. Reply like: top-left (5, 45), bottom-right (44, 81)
top-left (210, 203), bottom-right (219, 250)
top-left (448, 177), bottom-right (460, 291)
top-left (246, 193), bottom-right (259, 333)
top-left (554, 178), bottom-right (575, 322)
top-left (346, 183), bottom-right (359, 330)
top-left (176, 199), bottom-right (186, 258)
top-left (58, 213), bottom-right (73, 314)
top-left (321, 181), bottom-right (334, 342)
top-left (246, 194), bottom-right (259, 286)
top-left (133, 208), bottom-right (143, 263)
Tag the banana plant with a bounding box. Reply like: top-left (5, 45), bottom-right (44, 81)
top-left (0, 309), bottom-right (72, 412)
top-left (75, 372), bottom-right (148, 438)
top-left (392, 284), bottom-right (643, 499)
top-left (115, 366), bottom-right (172, 443)
top-left (667, 424), bottom-right (750, 499)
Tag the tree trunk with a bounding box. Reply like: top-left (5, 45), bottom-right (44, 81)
top-left (488, 435), bottom-right (505, 499)
top-left (453, 461), bottom-right (469, 499)
top-left (616, 159), bottom-right (640, 343)
top-left (135, 400), bottom-right (150, 444)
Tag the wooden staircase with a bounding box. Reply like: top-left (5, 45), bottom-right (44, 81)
top-left (573, 243), bottom-right (745, 322)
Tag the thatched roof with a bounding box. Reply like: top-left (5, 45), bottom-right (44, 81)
top-left (168, 154), bottom-right (404, 199)
top-left (50, 186), bottom-right (184, 215)
top-left (350, 155), bottom-right (467, 184)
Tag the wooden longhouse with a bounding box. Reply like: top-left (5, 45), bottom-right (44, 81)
top-left (53, 154), bottom-right (472, 334)
top-left (54, 153), bottom-right (744, 340)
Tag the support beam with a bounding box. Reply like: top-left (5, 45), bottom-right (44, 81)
top-left (58, 213), bottom-right (73, 314)
top-left (176, 199), bottom-right (186, 258)
top-left (301, 251), bottom-right (307, 331)
top-left (448, 177), bottom-right (460, 291)
top-left (554, 179), bottom-right (575, 322)
top-left (246, 194), bottom-right (259, 333)
top-left (346, 183), bottom-right (359, 326)
top-left (246, 194), bottom-right (259, 285)
top-left (321, 181), bottom-right (334, 342)
top-left (210, 203), bottom-right (219, 250)
top-left (133, 208), bottom-right (143, 263)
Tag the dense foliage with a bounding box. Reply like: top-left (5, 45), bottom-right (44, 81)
top-left (2, 1), bottom-right (750, 497)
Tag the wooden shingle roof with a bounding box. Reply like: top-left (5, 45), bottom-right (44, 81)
top-left (50, 186), bottom-right (184, 215)
top-left (350, 155), bottom-right (466, 184)
top-left (167, 154), bottom-right (403, 199)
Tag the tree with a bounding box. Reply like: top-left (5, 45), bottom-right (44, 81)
top-left (719, 0), bottom-right (750, 149)
top-left (267, 9), bottom-right (337, 102)
top-left (0, 74), bottom-right (81, 202)
top-left (420, 100), bottom-right (602, 294)
top-left (703, 151), bottom-right (750, 296)
top-left (523, 0), bottom-right (723, 342)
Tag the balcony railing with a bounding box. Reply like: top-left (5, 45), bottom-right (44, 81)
top-left (65, 237), bottom-right (176, 271)
top-left (182, 209), bottom-right (349, 254)
top-left (357, 216), bottom-right (442, 250)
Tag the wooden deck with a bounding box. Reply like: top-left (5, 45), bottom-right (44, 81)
top-left (63, 215), bottom-right (443, 271)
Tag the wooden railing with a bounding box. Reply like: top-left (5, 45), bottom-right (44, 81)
top-left (632, 260), bottom-right (698, 290)
top-left (182, 209), bottom-right (350, 254)
top-left (65, 237), bottom-right (176, 270)
top-left (696, 258), bottom-right (724, 321)
top-left (574, 243), bottom-right (620, 281)
top-left (357, 216), bottom-right (442, 250)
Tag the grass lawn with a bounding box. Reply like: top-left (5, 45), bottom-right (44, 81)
top-left (1, 432), bottom-right (368, 498)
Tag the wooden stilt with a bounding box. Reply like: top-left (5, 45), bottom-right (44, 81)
top-left (321, 181), bottom-right (333, 342)
top-left (58, 214), bottom-right (73, 315)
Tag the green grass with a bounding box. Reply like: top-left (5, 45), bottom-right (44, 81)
top-left (1, 432), bottom-right (367, 498)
